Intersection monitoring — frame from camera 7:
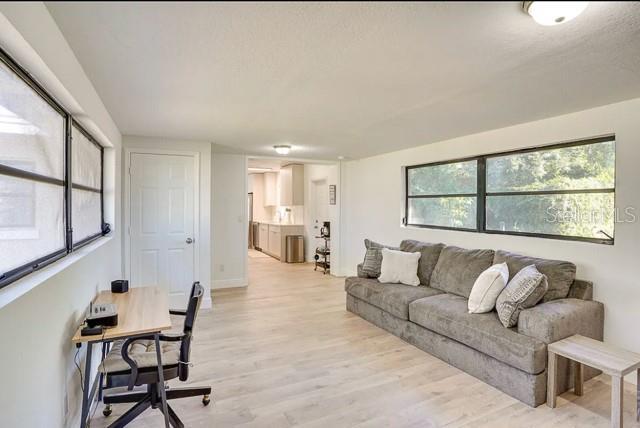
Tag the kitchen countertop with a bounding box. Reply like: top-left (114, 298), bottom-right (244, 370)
top-left (253, 221), bottom-right (304, 226)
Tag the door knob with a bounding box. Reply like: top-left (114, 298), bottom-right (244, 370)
top-left (186, 238), bottom-right (194, 244)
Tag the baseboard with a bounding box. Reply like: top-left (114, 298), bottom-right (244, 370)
top-left (201, 294), bottom-right (212, 309)
top-left (212, 278), bottom-right (248, 289)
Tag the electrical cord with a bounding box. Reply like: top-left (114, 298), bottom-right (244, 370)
top-left (75, 323), bottom-right (108, 427)
top-left (74, 346), bottom-right (84, 393)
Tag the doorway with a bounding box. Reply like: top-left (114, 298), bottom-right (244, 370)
top-left (310, 178), bottom-right (329, 256)
top-left (125, 151), bottom-right (199, 308)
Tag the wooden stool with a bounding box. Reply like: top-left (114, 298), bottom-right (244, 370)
top-left (547, 335), bottom-right (640, 428)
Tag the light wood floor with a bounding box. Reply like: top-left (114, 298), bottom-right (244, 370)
top-left (91, 256), bottom-right (640, 427)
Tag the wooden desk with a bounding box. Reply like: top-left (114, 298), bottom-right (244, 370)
top-left (72, 287), bottom-right (171, 344)
top-left (74, 287), bottom-right (172, 428)
top-left (548, 335), bottom-right (640, 428)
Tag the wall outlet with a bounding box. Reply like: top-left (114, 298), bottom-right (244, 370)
top-left (219, 264), bottom-right (225, 273)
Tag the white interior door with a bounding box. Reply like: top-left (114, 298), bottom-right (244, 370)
top-left (312, 179), bottom-right (329, 248)
top-left (129, 153), bottom-right (196, 307)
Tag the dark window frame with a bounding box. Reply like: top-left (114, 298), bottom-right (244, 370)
top-left (405, 156), bottom-right (480, 232)
top-left (404, 135), bottom-right (616, 245)
top-left (71, 120), bottom-right (105, 249)
top-left (0, 47), bottom-right (106, 290)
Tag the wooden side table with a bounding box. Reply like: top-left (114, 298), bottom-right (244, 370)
top-left (547, 334), bottom-right (640, 428)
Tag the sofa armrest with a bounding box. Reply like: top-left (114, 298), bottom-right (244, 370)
top-left (567, 279), bottom-right (593, 300)
top-left (517, 298), bottom-right (604, 344)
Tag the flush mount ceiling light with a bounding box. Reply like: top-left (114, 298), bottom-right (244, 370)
top-left (273, 145), bottom-right (291, 155)
top-left (523, 1), bottom-right (588, 26)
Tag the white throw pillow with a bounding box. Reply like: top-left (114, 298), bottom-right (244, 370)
top-left (468, 262), bottom-right (509, 313)
top-left (378, 248), bottom-right (421, 286)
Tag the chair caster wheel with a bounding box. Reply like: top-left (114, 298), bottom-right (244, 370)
top-left (202, 394), bottom-right (211, 406)
top-left (103, 404), bottom-right (112, 417)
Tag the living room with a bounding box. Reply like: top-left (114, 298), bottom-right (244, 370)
top-left (0, 2), bottom-right (639, 428)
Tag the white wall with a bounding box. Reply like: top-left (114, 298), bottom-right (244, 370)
top-left (0, 3), bottom-right (122, 427)
top-left (342, 98), bottom-right (640, 365)
top-left (212, 153), bottom-right (248, 288)
top-left (121, 136), bottom-right (213, 308)
top-left (249, 173), bottom-right (272, 222)
top-left (304, 163), bottom-right (341, 274)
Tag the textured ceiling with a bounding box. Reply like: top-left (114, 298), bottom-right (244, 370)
top-left (46, 2), bottom-right (640, 160)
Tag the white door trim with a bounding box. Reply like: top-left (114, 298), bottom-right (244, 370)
top-left (124, 148), bottom-right (202, 303)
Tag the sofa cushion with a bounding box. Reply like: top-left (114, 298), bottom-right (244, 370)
top-left (345, 276), bottom-right (443, 320)
top-left (409, 294), bottom-right (546, 374)
top-left (430, 246), bottom-right (495, 298)
top-left (493, 250), bottom-right (576, 302)
top-left (399, 240), bottom-right (445, 286)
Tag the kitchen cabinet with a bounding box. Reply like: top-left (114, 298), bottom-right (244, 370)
top-left (258, 223), bottom-right (269, 250)
top-left (254, 222), bottom-right (304, 261)
top-left (268, 225), bottom-right (281, 258)
top-left (278, 164), bottom-right (304, 206)
top-left (262, 165), bottom-right (304, 207)
top-left (263, 172), bottom-right (278, 207)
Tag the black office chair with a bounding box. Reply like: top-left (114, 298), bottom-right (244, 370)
top-left (100, 282), bottom-right (212, 427)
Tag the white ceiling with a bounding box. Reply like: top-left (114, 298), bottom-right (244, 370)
top-left (46, 2), bottom-right (640, 160)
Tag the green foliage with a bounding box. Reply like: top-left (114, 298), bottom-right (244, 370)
top-left (408, 141), bottom-right (615, 239)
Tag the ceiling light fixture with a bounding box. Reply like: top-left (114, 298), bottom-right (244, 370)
top-left (273, 145), bottom-right (291, 155)
top-left (523, 1), bottom-right (588, 26)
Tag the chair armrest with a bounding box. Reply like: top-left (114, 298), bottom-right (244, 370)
top-left (169, 309), bottom-right (187, 316)
top-left (120, 333), bottom-right (186, 389)
top-left (517, 298), bottom-right (604, 344)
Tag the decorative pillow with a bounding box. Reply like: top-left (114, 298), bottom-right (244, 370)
top-left (496, 265), bottom-right (548, 328)
top-left (378, 248), bottom-right (421, 286)
top-left (361, 239), bottom-right (398, 278)
top-left (468, 262), bottom-right (509, 314)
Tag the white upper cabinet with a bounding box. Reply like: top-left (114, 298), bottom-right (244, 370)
top-left (278, 164), bottom-right (304, 206)
top-left (263, 172), bottom-right (278, 206)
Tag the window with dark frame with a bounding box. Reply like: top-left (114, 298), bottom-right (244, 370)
top-left (405, 136), bottom-right (616, 245)
top-left (0, 48), bottom-right (105, 290)
top-left (406, 159), bottom-right (478, 231)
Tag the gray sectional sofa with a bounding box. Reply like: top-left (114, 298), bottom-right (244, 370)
top-left (345, 240), bottom-right (604, 407)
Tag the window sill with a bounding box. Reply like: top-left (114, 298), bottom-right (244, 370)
top-left (0, 236), bottom-right (113, 310)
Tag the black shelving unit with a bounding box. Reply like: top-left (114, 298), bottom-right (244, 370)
top-left (314, 236), bottom-right (330, 274)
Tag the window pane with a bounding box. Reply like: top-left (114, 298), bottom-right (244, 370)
top-left (0, 175), bottom-right (64, 273)
top-left (72, 189), bottom-right (101, 243)
top-left (72, 125), bottom-right (101, 189)
top-left (486, 193), bottom-right (614, 239)
top-left (408, 160), bottom-right (477, 196)
top-left (487, 141), bottom-right (615, 193)
top-left (0, 60), bottom-right (65, 179)
top-left (408, 197), bottom-right (477, 229)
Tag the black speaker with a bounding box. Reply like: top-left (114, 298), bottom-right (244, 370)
top-left (111, 279), bottom-right (129, 293)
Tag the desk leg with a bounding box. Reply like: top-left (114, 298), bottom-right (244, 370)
top-left (154, 334), bottom-right (170, 428)
top-left (80, 342), bottom-right (93, 428)
top-left (547, 351), bottom-right (558, 408)
top-left (98, 342), bottom-right (107, 401)
top-left (574, 361), bottom-right (583, 396)
top-left (611, 375), bottom-right (623, 428)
